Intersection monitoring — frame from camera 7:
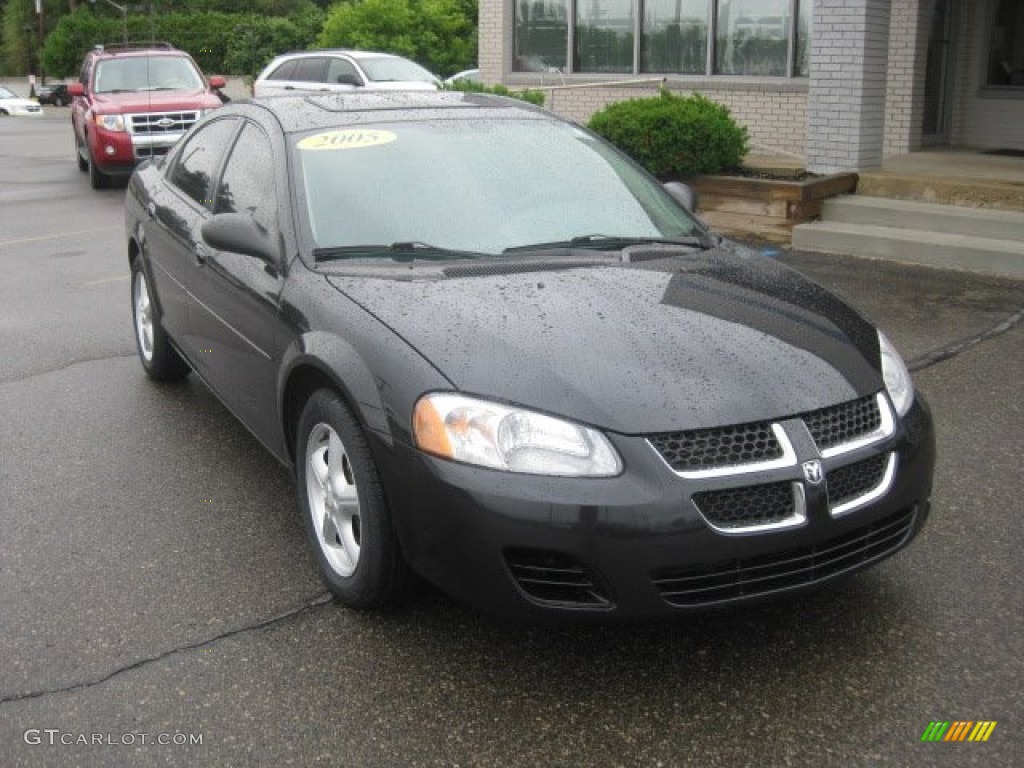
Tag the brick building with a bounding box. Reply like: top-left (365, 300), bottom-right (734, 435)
top-left (479, 0), bottom-right (1024, 172)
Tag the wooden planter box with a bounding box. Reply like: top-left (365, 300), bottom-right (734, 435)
top-left (691, 172), bottom-right (858, 242)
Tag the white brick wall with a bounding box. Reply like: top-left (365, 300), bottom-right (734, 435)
top-left (883, 0), bottom-right (928, 155)
top-left (806, 0), bottom-right (891, 172)
top-left (537, 83), bottom-right (808, 157)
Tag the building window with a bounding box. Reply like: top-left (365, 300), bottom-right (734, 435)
top-left (577, 0), bottom-right (636, 73)
top-left (642, 0), bottom-right (710, 75)
top-left (515, 0), bottom-right (813, 76)
top-left (515, 0), bottom-right (570, 72)
top-left (988, 0), bottom-right (1024, 86)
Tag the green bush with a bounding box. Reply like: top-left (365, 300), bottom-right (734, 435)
top-left (587, 90), bottom-right (748, 179)
top-left (444, 79), bottom-right (545, 107)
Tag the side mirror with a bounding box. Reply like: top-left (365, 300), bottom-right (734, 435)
top-left (663, 181), bottom-right (699, 213)
top-left (208, 75), bottom-right (226, 90)
top-left (69, 83), bottom-right (85, 97)
top-left (335, 73), bottom-right (362, 87)
top-left (201, 213), bottom-right (278, 264)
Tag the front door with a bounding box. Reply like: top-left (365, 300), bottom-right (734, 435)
top-left (923, 0), bottom-right (955, 143)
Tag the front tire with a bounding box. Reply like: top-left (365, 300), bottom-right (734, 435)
top-left (296, 390), bottom-right (410, 609)
top-left (131, 258), bottom-right (189, 381)
top-left (88, 147), bottom-right (108, 189)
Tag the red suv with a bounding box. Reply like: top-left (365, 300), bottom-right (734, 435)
top-left (70, 42), bottom-right (226, 188)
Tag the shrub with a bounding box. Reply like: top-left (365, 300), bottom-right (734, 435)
top-left (587, 90), bottom-right (748, 179)
top-left (445, 79), bottom-right (545, 107)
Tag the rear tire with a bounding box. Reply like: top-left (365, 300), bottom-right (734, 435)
top-left (131, 258), bottom-right (189, 381)
top-left (296, 389), bottom-right (411, 609)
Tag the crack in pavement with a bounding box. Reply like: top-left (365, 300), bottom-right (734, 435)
top-left (0, 593), bottom-right (333, 706)
top-left (908, 305), bottom-right (1024, 372)
top-left (0, 352), bottom-right (136, 385)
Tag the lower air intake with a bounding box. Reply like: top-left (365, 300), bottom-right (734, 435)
top-left (504, 548), bottom-right (612, 608)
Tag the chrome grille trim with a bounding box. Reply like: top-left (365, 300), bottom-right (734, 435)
top-left (818, 393), bottom-right (894, 458)
top-left (650, 423), bottom-right (798, 479)
top-left (697, 482), bottom-right (807, 535)
top-left (830, 453), bottom-right (897, 518)
top-left (127, 110), bottom-right (201, 135)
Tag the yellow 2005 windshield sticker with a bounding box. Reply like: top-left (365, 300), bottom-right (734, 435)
top-left (297, 129), bottom-right (397, 151)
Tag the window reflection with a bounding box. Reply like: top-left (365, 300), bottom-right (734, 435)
top-left (988, 0), bottom-right (1024, 86)
top-left (716, 0), bottom-right (791, 76)
top-left (576, 0), bottom-right (636, 73)
top-left (515, 0), bottom-right (569, 72)
top-left (642, 0), bottom-right (709, 74)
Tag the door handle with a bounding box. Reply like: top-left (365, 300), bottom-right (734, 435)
top-left (194, 242), bottom-right (210, 265)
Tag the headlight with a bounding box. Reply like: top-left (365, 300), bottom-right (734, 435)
top-left (879, 331), bottom-right (914, 417)
top-left (95, 114), bottom-right (126, 131)
top-left (413, 393), bottom-right (622, 477)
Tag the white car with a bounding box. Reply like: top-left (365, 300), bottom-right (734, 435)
top-left (253, 50), bottom-right (440, 97)
top-left (0, 85), bottom-right (43, 116)
top-left (444, 68), bottom-right (481, 86)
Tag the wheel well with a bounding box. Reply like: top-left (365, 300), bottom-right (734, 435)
top-left (282, 365), bottom-right (352, 464)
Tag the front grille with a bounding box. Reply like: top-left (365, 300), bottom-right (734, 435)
top-left (692, 481), bottom-right (796, 529)
top-left (652, 507), bottom-right (916, 607)
top-left (648, 421), bottom-right (783, 473)
top-left (128, 110), bottom-right (200, 135)
top-left (134, 145), bottom-right (173, 160)
top-left (505, 548), bottom-right (611, 608)
top-left (828, 454), bottom-right (890, 508)
top-left (802, 394), bottom-right (882, 452)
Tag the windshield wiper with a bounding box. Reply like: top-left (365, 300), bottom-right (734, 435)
top-left (314, 241), bottom-right (490, 263)
top-left (503, 234), bottom-right (712, 253)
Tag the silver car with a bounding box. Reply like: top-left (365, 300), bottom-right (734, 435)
top-left (253, 50), bottom-right (440, 97)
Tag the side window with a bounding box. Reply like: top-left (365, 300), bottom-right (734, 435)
top-left (214, 123), bottom-right (277, 235)
top-left (293, 57), bottom-right (327, 83)
top-left (168, 118), bottom-right (238, 207)
top-left (326, 57), bottom-right (361, 85)
top-left (268, 59), bottom-right (298, 81)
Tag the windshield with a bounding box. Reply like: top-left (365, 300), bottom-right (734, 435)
top-left (0, 86), bottom-right (16, 99)
top-left (358, 57), bottom-right (438, 84)
top-left (293, 118), bottom-right (702, 257)
top-left (94, 56), bottom-right (204, 93)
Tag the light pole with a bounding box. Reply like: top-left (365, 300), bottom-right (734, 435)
top-left (88, 0), bottom-right (129, 43)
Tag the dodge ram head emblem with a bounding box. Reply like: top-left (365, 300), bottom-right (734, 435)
top-left (802, 460), bottom-right (824, 485)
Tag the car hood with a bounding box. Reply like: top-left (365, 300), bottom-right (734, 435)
top-left (326, 245), bottom-right (884, 434)
top-left (89, 90), bottom-right (221, 112)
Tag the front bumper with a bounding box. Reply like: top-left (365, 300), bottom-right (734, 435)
top-left (376, 394), bottom-right (935, 621)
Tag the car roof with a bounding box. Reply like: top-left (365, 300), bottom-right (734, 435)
top-left (274, 49), bottom-right (406, 61)
top-left (231, 92), bottom-right (550, 134)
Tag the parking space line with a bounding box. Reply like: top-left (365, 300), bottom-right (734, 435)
top-left (0, 226), bottom-right (119, 249)
top-left (82, 275), bottom-right (130, 286)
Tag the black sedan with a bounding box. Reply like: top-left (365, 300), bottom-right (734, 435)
top-left (125, 92), bottom-right (935, 620)
top-left (35, 83), bottom-right (69, 106)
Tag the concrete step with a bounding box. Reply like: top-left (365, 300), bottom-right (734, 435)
top-left (791, 221), bottom-right (1024, 279)
top-left (857, 171), bottom-right (1024, 213)
top-left (822, 196), bottom-right (1024, 241)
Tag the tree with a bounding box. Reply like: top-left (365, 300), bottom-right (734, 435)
top-left (319, 0), bottom-right (476, 78)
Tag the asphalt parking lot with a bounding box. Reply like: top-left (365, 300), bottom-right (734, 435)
top-left (1, 110), bottom-right (1021, 767)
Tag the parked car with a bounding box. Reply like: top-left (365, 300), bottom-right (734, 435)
top-left (0, 85), bottom-right (42, 116)
top-left (253, 50), bottom-right (440, 97)
top-left (443, 68), bottom-right (481, 86)
top-left (69, 42), bottom-right (227, 189)
top-left (125, 92), bottom-right (935, 621)
top-left (35, 83), bottom-right (70, 106)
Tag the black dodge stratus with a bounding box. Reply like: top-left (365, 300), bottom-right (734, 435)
top-left (126, 92), bottom-right (934, 620)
